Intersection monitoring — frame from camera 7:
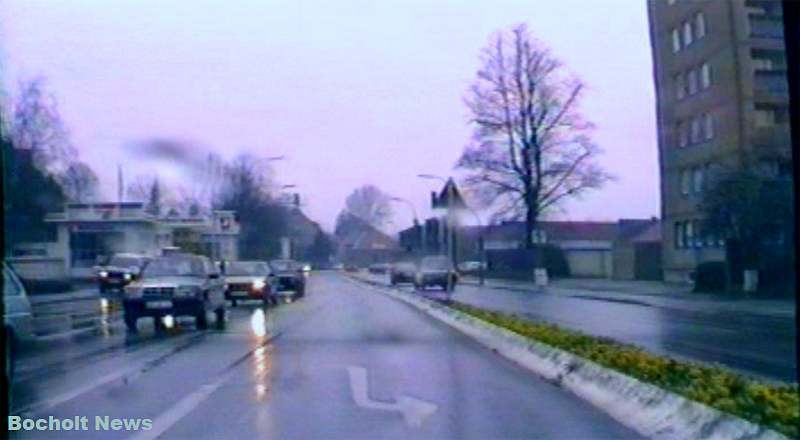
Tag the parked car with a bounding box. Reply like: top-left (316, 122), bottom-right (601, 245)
top-left (368, 263), bottom-right (391, 274)
top-left (415, 255), bottom-right (458, 292)
top-left (3, 263), bottom-right (35, 388)
top-left (390, 262), bottom-right (417, 285)
top-left (122, 253), bottom-right (226, 332)
top-left (94, 253), bottom-right (151, 294)
top-left (224, 261), bottom-right (275, 307)
top-left (457, 260), bottom-right (486, 274)
top-left (269, 259), bottom-right (306, 300)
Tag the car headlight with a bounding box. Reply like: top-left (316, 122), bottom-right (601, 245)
top-left (124, 286), bottom-right (142, 299)
top-left (99, 270), bottom-right (108, 278)
top-left (175, 286), bottom-right (200, 298)
top-left (252, 279), bottom-right (266, 290)
top-left (124, 273), bottom-right (132, 281)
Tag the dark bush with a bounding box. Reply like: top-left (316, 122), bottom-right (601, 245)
top-left (485, 245), bottom-right (570, 279)
top-left (693, 261), bottom-right (727, 292)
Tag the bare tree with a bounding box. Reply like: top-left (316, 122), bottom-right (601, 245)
top-left (340, 184), bottom-right (393, 231)
top-left (10, 77), bottom-right (76, 175)
top-left (457, 24), bottom-right (611, 248)
top-left (126, 175), bottom-right (175, 215)
top-left (58, 161), bottom-right (99, 202)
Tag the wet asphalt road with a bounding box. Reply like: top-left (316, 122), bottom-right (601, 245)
top-left (9, 272), bottom-right (641, 440)
top-left (366, 274), bottom-right (797, 383)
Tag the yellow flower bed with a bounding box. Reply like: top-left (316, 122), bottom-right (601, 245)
top-left (450, 301), bottom-right (799, 438)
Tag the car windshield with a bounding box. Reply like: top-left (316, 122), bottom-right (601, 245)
top-left (269, 260), bottom-right (298, 272)
top-left (226, 262), bottom-right (269, 276)
top-left (142, 257), bottom-right (206, 277)
top-left (395, 263), bottom-right (416, 271)
top-left (421, 256), bottom-right (451, 270)
top-left (109, 256), bottom-right (142, 267)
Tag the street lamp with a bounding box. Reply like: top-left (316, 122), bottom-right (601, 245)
top-left (390, 196), bottom-right (424, 254)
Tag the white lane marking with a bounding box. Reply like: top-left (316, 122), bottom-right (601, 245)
top-left (347, 366), bottom-right (437, 428)
top-left (17, 365), bottom-right (143, 416)
top-left (128, 370), bottom-right (233, 440)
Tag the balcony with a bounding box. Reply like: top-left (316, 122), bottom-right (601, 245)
top-left (754, 70), bottom-right (789, 95)
top-left (748, 15), bottom-right (784, 39)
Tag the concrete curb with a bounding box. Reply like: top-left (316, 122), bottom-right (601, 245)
top-left (346, 275), bottom-right (789, 440)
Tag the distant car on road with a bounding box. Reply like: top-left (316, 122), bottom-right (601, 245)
top-left (224, 261), bottom-right (276, 307)
top-left (457, 260), bottom-right (486, 274)
top-left (123, 253), bottom-right (226, 332)
top-left (368, 263), bottom-right (391, 274)
top-left (269, 259), bottom-right (306, 300)
top-left (415, 255), bottom-right (458, 292)
top-left (94, 253), bottom-right (151, 294)
top-left (344, 264), bottom-right (360, 272)
top-left (3, 263), bottom-right (35, 386)
top-left (390, 262), bottom-right (417, 285)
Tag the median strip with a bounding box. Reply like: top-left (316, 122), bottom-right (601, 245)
top-left (345, 274), bottom-right (797, 440)
top-left (450, 301), bottom-right (798, 439)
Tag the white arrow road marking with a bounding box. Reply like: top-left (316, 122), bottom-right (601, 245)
top-left (347, 366), bottom-right (437, 428)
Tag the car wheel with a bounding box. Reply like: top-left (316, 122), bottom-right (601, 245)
top-left (124, 314), bottom-right (138, 333)
top-left (214, 307), bottom-right (226, 330)
top-left (196, 307), bottom-right (209, 330)
top-left (154, 317), bottom-right (166, 334)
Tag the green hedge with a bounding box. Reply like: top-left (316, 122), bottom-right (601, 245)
top-left (450, 301), bottom-right (799, 438)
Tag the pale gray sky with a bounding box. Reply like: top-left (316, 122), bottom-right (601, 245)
top-left (1, 0), bottom-right (659, 231)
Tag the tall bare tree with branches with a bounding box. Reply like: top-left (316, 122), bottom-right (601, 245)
top-left (457, 24), bottom-right (611, 248)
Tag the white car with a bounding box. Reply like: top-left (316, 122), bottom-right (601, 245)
top-left (4, 263), bottom-right (35, 385)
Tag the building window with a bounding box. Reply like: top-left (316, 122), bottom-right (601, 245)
top-left (695, 12), bottom-right (706, 39)
top-left (675, 222), bottom-right (684, 249)
top-left (679, 121), bottom-right (689, 147)
top-left (692, 167), bottom-right (704, 194)
top-left (752, 49), bottom-right (786, 71)
top-left (690, 116), bottom-right (702, 143)
top-left (693, 220), bottom-right (703, 247)
top-left (681, 169), bottom-right (691, 195)
top-left (683, 21), bottom-right (693, 47)
top-left (703, 113), bottom-right (714, 140)
top-left (685, 221), bottom-right (694, 248)
top-left (700, 62), bottom-right (711, 89)
top-left (675, 74), bottom-right (685, 100)
top-left (671, 29), bottom-right (681, 53)
top-left (687, 69), bottom-right (698, 94)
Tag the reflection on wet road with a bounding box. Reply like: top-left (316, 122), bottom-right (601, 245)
top-left (9, 273), bottom-right (641, 439)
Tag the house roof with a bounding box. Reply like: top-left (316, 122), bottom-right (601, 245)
top-left (335, 212), bottom-right (398, 250)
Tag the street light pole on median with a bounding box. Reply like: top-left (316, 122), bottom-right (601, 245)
top-left (390, 196), bottom-right (424, 255)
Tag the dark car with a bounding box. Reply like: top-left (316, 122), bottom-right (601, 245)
top-left (224, 261), bottom-right (276, 307)
top-left (390, 262), bottom-right (417, 285)
top-left (269, 259), bottom-right (306, 300)
top-left (122, 253), bottom-right (226, 332)
top-left (95, 253), bottom-right (151, 294)
top-left (415, 255), bottom-right (458, 292)
top-left (368, 263), bottom-right (391, 274)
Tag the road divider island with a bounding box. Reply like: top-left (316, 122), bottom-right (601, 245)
top-left (346, 274), bottom-right (798, 440)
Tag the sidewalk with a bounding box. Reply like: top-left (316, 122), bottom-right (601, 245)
top-left (462, 276), bottom-right (796, 319)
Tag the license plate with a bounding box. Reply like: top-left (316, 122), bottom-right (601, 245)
top-left (146, 301), bottom-right (172, 309)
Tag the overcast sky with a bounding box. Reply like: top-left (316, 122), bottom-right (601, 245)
top-left (1, 0), bottom-right (659, 232)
